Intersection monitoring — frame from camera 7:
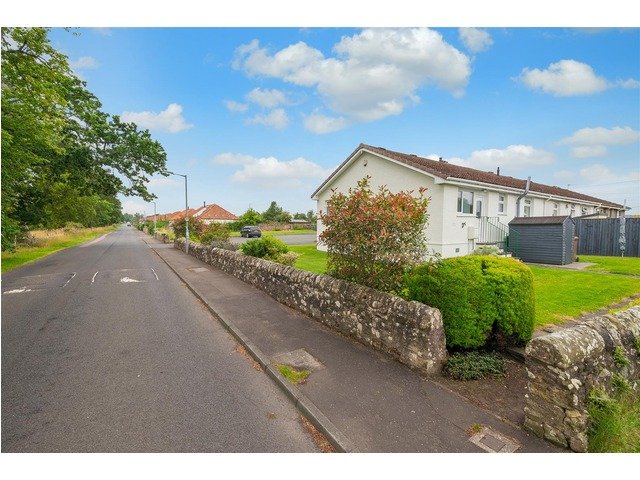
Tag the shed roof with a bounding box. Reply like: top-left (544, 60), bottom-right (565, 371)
top-left (509, 215), bottom-right (572, 225)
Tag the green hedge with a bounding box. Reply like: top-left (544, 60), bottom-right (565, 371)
top-left (404, 256), bottom-right (535, 348)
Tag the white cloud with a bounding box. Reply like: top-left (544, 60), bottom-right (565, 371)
top-left (519, 60), bottom-right (608, 96)
top-left (553, 170), bottom-right (576, 182)
top-left (450, 145), bottom-right (555, 171)
top-left (221, 154), bottom-right (331, 188)
top-left (224, 100), bottom-right (249, 113)
top-left (70, 56), bottom-right (99, 70)
top-left (615, 78), bottom-right (640, 89)
top-left (246, 88), bottom-right (288, 108)
top-left (303, 114), bottom-right (350, 134)
top-left (571, 145), bottom-right (608, 158)
top-left (234, 28), bottom-right (471, 123)
top-left (147, 177), bottom-right (179, 188)
top-left (121, 200), bottom-right (147, 215)
top-left (458, 28), bottom-right (494, 53)
top-left (561, 126), bottom-right (640, 146)
top-left (246, 108), bottom-right (289, 129)
top-left (121, 103), bottom-right (193, 133)
top-left (92, 28), bottom-right (112, 36)
top-left (212, 153), bottom-right (255, 165)
top-left (560, 126), bottom-right (640, 158)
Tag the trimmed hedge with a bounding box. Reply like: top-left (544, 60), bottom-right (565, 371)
top-left (404, 256), bottom-right (535, 348)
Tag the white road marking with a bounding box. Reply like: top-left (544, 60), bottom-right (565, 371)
top-left (62, 272), bottom-right (77, 287)
top-left (150, 268), bottom-right (159, 281)
top-left (3, 287), bottom-right (33, 294)
top-left (91, 271), bottom-right (99, 284)
top-left (120, 277), bottom-right (142, 283)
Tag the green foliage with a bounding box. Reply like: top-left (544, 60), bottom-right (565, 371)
top-left (240, 236), bottom-right (296, 266)
top-left (319, 176), bottom-right (430, 293)
top-left (444, 351), bottom-right (506, 380)
top-left (146, 222), bottom-right (156, 236)
top-left (1, 28), bottom-right (167, 241)
top-left (228, 208), bottom-right (262, 231)
top-left (200, 223), bottom-right (230, 245)
top-left (634, 336), bottom-right (640, 355)
top-left (613, 346), bottom-right (631, 369)
top-left (172, 216), bottom-right (206, 240)
top-left (1, 212), bottom-right (25, 252)
top-left (404, 256), bottom-right (535, 348)
top-left (588, 388), bottom-right (640, 452)
top-left (611, 373), bottom-right (632, 394)
top-left (262, 201), bottom-right (291, 223)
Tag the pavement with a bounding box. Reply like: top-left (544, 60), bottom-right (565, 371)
top-left (143, 233), bottom-right (563, 453)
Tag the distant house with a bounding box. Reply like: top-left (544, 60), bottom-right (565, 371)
top-left (311, 144), bottom-right (626, 258)
top-left (155, 203), bottom-right (238, 225)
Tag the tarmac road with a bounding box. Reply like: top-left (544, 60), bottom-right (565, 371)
top-left (1, 226), bottom-right (317, 452)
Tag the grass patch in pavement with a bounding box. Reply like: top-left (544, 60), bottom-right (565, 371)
top-left (444, 351), bottom-right (506, 381)
top-left (288, 244), bottom-right (327, 274)
top-left (580, 255), bottom-right (640, 276)
top-left (530, 266), bottom-right (640, 327)
top-left (277, 364), bottom-right (311, 385)
top-left (1, 225), bottom-right (117, 273)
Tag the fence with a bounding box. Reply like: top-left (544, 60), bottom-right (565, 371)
top-left (574, 217), bottom-right (640, 257)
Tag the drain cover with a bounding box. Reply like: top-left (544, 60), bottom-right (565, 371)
top-left (272, 348), bottom-right (325, 371)
top-left (469, 427), bottom-right (520, 453)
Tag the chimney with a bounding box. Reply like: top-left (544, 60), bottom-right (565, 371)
top-left (203, 201), bottom-right (206, 207)
top-left (439, 157), bottom-right (443, 161)
top-left (497, 167), bottom-right (500, 176)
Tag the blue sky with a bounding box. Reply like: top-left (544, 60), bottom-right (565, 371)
top-left (45, 25), bottom-right (640, 216)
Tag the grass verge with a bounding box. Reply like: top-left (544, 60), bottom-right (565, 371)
top-left (588, 388), bottom-right (640, 452)
top-left (1, 225), bottom-right (117, 273)
top-left (580, 255), bottom-right (640, 276)
top-left (530, 266), bottom-right (640, 327)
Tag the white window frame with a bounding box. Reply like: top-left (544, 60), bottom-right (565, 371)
top-left (457, 190), bottom-right (474, 215)
top-left (498, 194), bottom-right (506, 214)
top-left (524, 199), bottom-right (532, 217)
top-left (581, 206), bottom-right (588, 216)
top-left (552, 202), bottom-right (558, 216)
top-left (570, 204), bottom-right (576, 217)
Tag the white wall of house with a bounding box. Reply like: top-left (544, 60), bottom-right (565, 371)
top-left (315, 150), bottom-right (621, 258)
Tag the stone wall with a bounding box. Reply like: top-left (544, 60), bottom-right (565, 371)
top-left (175, 239), bottom-right (447, 375)
top-left (524, 307), bottom-right (640, 452)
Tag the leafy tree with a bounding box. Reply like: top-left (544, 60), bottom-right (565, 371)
top-left (262, 201), bottom-right (284, 222)
top-left (229, 208), bottom-right (263, 230)
top-left (319, 176), bottom-right (430, 293)
top-left (201, 223), bottom-right (230, 244)
top-left (1, 27), bottom-right (168, 248)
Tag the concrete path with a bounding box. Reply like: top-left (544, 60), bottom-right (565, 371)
top-left (146, 234), bottom-right (563, 453)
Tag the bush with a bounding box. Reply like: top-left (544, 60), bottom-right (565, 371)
top-left (146, 222), bottom-right (156, 236)
top-left (172, 216), bottom-right (205, 240)
top-left (63, 221), bottom-right (84, 232)
top-left (1, 213), bottom-right (25, 252)
top-left (444, 351), bottom-right (506, 380)
top-left (404, 256), bottom-right (535, 348)
top-left (240, 236), bottom-right (297, 266)
top-left (319, 176), bottom-right (430, 293)
top-left (471, 245), bottom-right (503, 256)
top-left (201, 223), bottom-right (230, 245)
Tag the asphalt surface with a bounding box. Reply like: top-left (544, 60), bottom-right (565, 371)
top-left (1, 226), bottom-right (318, 452)
top-left (230, 233), bottom-right (316, 246)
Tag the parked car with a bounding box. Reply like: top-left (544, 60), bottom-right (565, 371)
top-left (126, 222), bottom-right (131, 226)
top-left (240, 226), bottom-right (262, 238)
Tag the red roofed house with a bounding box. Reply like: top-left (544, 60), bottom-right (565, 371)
top-left (311, 144), bottom-right (626, 258)
top-left (191, 202), bottom-right (238, 225)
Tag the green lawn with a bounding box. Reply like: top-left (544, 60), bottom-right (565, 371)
top-left (1, 225), bottom-right (117, 273)
top-left (579, 255), bottom-right (640, 276)
top-left (285, 245), bottom-right (640, 329)
top-left (288, 244), bottom-right (327, 274)
top-left (530, 265), bottom-right (640, 327)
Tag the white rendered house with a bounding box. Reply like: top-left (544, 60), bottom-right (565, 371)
top-left (311, 144), bottom-right (625, 258)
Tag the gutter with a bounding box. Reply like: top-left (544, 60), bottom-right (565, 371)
top-left (515, 176), bottom-right (531, 217)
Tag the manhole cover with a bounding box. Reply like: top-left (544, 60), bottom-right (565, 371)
top-left (187, 267), bottom-right (209, 273)
top-left (272, 348), bottom-right (325, 371)
top-left (469, 427), bottom-right (520, 453)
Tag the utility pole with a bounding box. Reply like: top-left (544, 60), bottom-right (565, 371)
top-left (168, 171), bottom-right (189, 254)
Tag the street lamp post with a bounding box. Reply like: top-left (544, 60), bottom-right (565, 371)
top-left (151, 201), bottom-right (157, 233)
top-left (168, 171), bottom-right (189, 254)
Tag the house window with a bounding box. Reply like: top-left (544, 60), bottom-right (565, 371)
top-left (570, 204), bottom-right (576, 217)
top-left (524, 199), bottom-right (532, 217)
top-left (498, 195), bottom-right (505, 214)
top-left (457, 190), bottom-right (474, 214)
top-left (581, 206), bottom-right (588, 216)
top-left (552, 203), bottom-right (558, 216)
